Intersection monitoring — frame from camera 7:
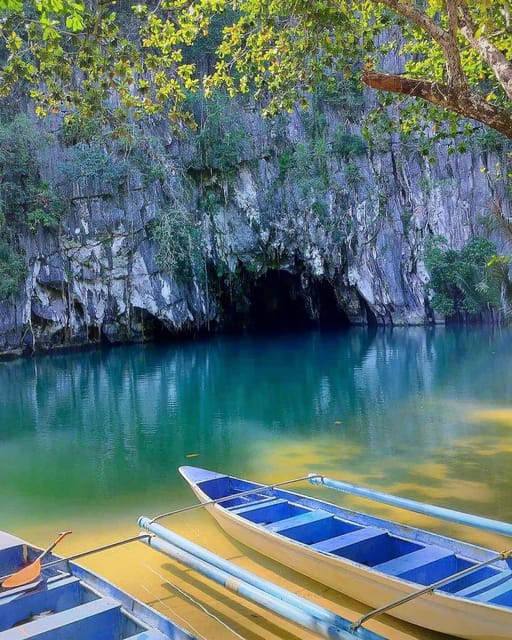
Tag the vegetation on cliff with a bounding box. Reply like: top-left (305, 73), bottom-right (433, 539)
top-left (0, 1), bottom-right (510, 335)
top-left (424, 236), bottom-right (511, 319)
top-left (0, 1), bottom-right (511, 138)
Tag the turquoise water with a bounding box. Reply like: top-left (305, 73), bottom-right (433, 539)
top-left (2, 325), bottom-right (512, 535)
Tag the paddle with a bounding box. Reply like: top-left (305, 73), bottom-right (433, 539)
top-left (1, 530), bottom-right (72, 589)
top-left (1, 474), bottom-right (318, 587)
top-left (0, 474), bottom-right (318, 582)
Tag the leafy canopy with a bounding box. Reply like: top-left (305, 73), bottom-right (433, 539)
top-left (0, 1), bottom-right (511, 136)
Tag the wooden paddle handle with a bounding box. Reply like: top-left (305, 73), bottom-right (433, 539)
top-left (37, 530), bottom-right (72, 560)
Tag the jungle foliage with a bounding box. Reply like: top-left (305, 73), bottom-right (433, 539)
top-left (424, 235), bottom-right (510, 318)
top-left (0, 2), bottom-right (510, 138)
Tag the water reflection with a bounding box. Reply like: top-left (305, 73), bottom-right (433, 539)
top-left (1, 326), bottom-right (512, 529)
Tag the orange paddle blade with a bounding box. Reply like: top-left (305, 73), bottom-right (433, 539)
top-left (2, 558), bottom-right (41, 589)
top-left (1, 530), bottom-right (71, 590)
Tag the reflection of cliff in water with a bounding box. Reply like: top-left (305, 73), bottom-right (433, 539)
top-left (1, 326), bottom-right (511, 518)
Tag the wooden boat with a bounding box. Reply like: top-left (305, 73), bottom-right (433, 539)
top-left (179, 465), bottom-right (512, 640)
top-left (0, 530), bottom-right (195, 640)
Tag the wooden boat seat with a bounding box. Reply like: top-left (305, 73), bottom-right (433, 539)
top-left (229, 498), bottom-right (288, 516)
top-left (265, 509), bottom-right (334, 534)
top-left (0, 597), bottom-right (121, 640)
top-left (218, 488), bottom-right (272, 509)
top-left (468, 575), bottom-right (512, 604)
top-left (453, 570), bottom-right (512, 598)
top-left (0, 575), bottom-right (82, 631)
top-left (311, 526), bottom-right (385, 554)
top-left (375, 546), bottom-right (453, 578)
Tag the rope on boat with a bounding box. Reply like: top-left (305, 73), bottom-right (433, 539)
top-left (351, 548), bottom-right (512, 631)
top-left (150, 474), bottom-right (322, 523)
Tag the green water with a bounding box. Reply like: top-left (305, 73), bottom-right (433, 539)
top-left (2, 326), bottom-right (512, 536)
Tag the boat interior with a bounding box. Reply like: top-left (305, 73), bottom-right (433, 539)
top-left (0, 533), bottom-right (167, 639)
top-left (198, 475), bottom-right (512, 608)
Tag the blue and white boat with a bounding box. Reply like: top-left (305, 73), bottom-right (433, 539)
top-left (0, 530), bottom-right (195, 640)
top-left (180, 465), bottom-right (512, 640)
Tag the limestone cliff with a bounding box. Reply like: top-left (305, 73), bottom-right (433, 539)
top-left (0, 93), bottom-right (510, 356)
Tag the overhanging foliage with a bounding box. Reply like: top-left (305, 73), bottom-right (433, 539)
top-left (0, 2), bottom-right (510, 137)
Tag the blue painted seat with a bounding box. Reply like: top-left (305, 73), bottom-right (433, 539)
top-left (0, 575), bottom-right (82, 631)
top-left (128, 631), bottom-right (174, 639)
top-left (230, 498), bottom-right (287, 516)
top-left (311, 527), bottom-right (385, 554)
top-left (220, 490), bottom-right (273, 509)
top-left (265, 509), bottom-right (334, 534)
top-left (230, 499), bottom-right (310, 525)
top-left (0, 597), bottom-right (122, 640)
top-left (227, 496), bottom-right (279, 513)
top-left (453, 570), bottom-right (512, 598)
top-left (375, 546), bottom-right (453, 578)
top-left (469, 576), bottom-right (512, 604)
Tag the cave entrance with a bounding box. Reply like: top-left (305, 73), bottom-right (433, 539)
top-left (131, 307), bottom-right (174, 342)
top-left (249, 270), bottom-right (310, 331)
top-left (222, 268), bottom-right (350, 332)
top-left (359, 296), bottom-right (378, 327)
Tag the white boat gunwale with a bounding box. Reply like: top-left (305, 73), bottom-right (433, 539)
top-left (179, 466), bottom-right (512, 640)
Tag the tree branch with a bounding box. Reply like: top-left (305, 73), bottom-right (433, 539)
top-left (375, 0), bottom-right (468, 95)
top-left (458, 2), bottom-right (512, 101)
top-left (374, 0), bottom-right (447, 46)
top-left (444, 0), bottom-right (469, 94)
top-left (361, 70), bottom-right (512, 138)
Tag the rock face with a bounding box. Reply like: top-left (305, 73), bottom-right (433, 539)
top-left (0, 96), bottom-right (510, 356)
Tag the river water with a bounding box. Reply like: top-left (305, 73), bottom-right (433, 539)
top-left (1, 326), bottom-right (511, 640)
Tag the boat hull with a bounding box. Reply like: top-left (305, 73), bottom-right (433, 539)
top-left (0, 531), bottom-right (194, 640)
top-left (180, 466), bottom-right (512, 640)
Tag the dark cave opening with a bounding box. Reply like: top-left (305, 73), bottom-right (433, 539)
top-left (248, 270), bottom-right (311, 331)
top-left (311, 279), bottom-right (352, 329)
top-left (219, 268), bottom-right (350, 332)
top-left (130, 307), bottom-right (174, 342)
top-left (121, 269), bottom-right (352, 345)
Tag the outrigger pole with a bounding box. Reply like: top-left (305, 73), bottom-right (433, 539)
top-left (139, 517), bottom-right (385, 640)
top-left (309, 474), bottom-right (512, 537)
